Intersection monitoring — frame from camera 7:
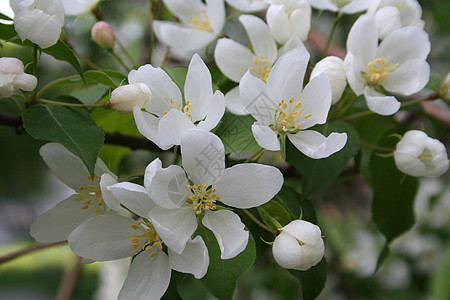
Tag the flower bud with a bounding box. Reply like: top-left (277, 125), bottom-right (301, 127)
top-left (394, 130), bottom-right (449, 177)
top-left (0, 57), bottom-right (37, 97)
top-left (91, 21), bottom-right (116, 50)
top-left (310, 56), bottom-right (347, 104)
top-left (272, 220), bottom-right (324, 271)
top-left (440, 73), bottom-right (450, 101)
top-left (110, 83), bottom-right (151, 113)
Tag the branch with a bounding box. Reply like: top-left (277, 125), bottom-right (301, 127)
top-left (0, 241), bottom-right (67, 265)
top-left (0, 111), bottom-right (163, 152)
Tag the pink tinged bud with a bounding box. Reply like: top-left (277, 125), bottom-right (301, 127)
top-left (91, 21), bottom-right (116, 50)
top-left (310, 56), bottom-right (347, 104)
top-left (0, 57), bottom-right (37, 97)
top-left (110, 83), bottom-right (151, 113)
top-left (272, 220), bottom-right (324, 271)
top-left (440, 73), bottom-right (450, 101)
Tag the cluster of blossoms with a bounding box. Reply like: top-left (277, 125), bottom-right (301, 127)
top-left (1, 0), bottom-right (449, 299)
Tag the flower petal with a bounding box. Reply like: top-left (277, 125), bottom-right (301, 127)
top-left (168, 236), bottom-right (209, 278)
top-left (68, 214), bottom-right (140, 261)
top-left (148, 206), bottom-right (198, 254)
top-left (363, 87), bottom-right (400, 115)
top-left (239, 14), bottom-right (277, 64)
top-left (251, 123), bottom-right (280, 151)
top-left (30, 194), bottom-right (101, 243)
top-left (133, 107), bottom-right (173, 150)
top-left (289, 3), bottom-right (312, 42)
top-left (214, 163), bottom-right (283, 208)
top-left (214, 38), bottom-right (255, 82)
top-left (309, 0), bottom-right (338, 11)
top-left (340, 0), bottom-right (370, 14)
top-left (100, 173), bottom-right (120, 211)
top-left (383, 59), bottom-right (430, 95)
top-left (288, 130), bottom-right (347, 159)
top-left (202, 210), bottom-right (249, 259)
top-left (266, 4), bottom-right (290, 44)
top-left (223, 86), bottom-right (249, 115)
top-left (158, 109), bottom-right (196, 146)
top-left (196, 90), bottom-right (226, 131)
top-left (108, 182), bottom-right (155, 218)
top-left (225, 0), bottom-right (268, 12)
top-left (344, 51), bottom-right (365, 96)
top-left (118, 250), bottom-right (171, 300)
top-left (299, 73), bottom-right (332, 129)
top-left (267, 47), bottom-right (310, 104)
top-left (181, 129), bottom-right (225, 185)
top-left (206, 0), bottom-right (226, 33)
top-left (346, 14), bottom-right (377, 66)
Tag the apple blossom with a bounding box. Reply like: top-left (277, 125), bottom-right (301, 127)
top-left (110, 83), bottom-right (151, 114)
top-left (225, 0), bottom-right (268, 12)
top-left (61, 0), bottom-right (100, 16)
top-left (272, 220), bottom-right (325, 271)
top-left (344, 14), bottom-right (430, 115)
top-left (152, 0), bottom-right (225, 52)
top-left (368, 0), bottom-right (425, 30)
top-left (30, 143), bottom-right (121, 243)
top-left (309, 0), bottom-right (370, 14)
top-left (394, 130), bottom-right (449, 177)
top-left (91, 21), bottom-right (115, 50)
top-left (266, 0), bottom-right (311, 44)
top-left (129, 53), bottom-right (225, 150)
top-left (144, 129), bottom-right (284, 258)
top-left (214, 14), bottom-right (304, 114)
top-left (10, 0), bottom-right (65, 49)
top-left (0, 57), bottom-right (37, 97)
top-left (240, 47), bottom-right (347, 159)
top-left (310, 56), bottom-right (347, 104)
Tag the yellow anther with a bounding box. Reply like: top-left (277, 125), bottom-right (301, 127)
top-left (132, 244), bottom-right (139, 249)
top-left (150, 252), bottom-right (156, 257)
top-left (82, 205), bottom-right (89, 210)
top-left (216, 196), bottom-right (220, 200)
top-left (185, 201), bottom-right (190, 206)
top-left (196, 210), bottom-right (202, 215)
top-left (188, 185), bottom-right (193, 189)
top-left (94, 208), bottom-right (101, 213)
top-left (305, 114), bottom-right (311, 119)
top-left (204, 193), bottom-right (209, 197)
top-left (211, 193), bottom-right (216, 198)
top-left (164, 110), bottom-right (168, 114)
top-left (79, 186), bottom-right (84, 190)
top-left (131, 224), bottom-right (139, 230)
top-left (203, 183), bottom-right (207, 188)
top-left (131, 238), bottom-right (139, 243)
top-left (191, 9), bottom-right (212, 31)
top-left (365, 57), bottom-right (398, 86)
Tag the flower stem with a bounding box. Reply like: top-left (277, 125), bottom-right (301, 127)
top-left (37, 98), bottom-right (105, 108)
top-left (244, 148), bottom-right (265, 163)
top-left (243, 210), bottom-right (278, 234)
top-left (0, 241), bottom-right (67, 265)
top-left (36, 75), bottom-right (80, 99)
top-left (160, 46), bottom-right (171, 68)
top-left (360, 140), bottom-right (394, 152)
top-left (116, 38), bottom-right (136, 67)
top-left (110, 50), bottom-right (131, 72)
top-left (322, 12), bottom-right (342, 58)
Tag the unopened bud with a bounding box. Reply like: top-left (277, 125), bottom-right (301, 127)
top-left (110, 83), bottom-right (151, 113)
top-left (91, 21), bottom-right (115, 50)
top-left (0, 57), bottom-right (37, 97)
top-left (310, 56), bottom-right (347, 104)
top-left (440, 72), bottom-right (450, 101)
top-left (272, 220), bottom-right (324, 271)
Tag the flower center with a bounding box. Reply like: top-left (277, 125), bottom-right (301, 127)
top-left (272, 97), bottom-right (311, 134)
top-left (333, 0), bottom-right (350, 8)
top-left (185, 183), bottom-right (220, 215)
top-left (163, 98), bottom-right (194, 119)
top-left (250, 54), bottom-right (272, 82)
top-left (129, 221), bottom-right (163, 257)
top-left (76, 175), bottom-right (104, 213)
top-left (417, 149), bottom-right (435, 170)
top-left (191, 9), bottom-right (213, 32)
top-left (364, 57), bottom-right (398, 87)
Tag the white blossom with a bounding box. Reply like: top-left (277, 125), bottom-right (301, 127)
top-left (225, 0), bottom-right (268, 12)
top-left (0, 57), bottom-right (37, 97)
top-left (310, 56), bottom-right (347, 104)
top-left (110, 83), bottom-right (151, 114)
top-left (61, 0), bottom-right (100, 16)
top-left (272, 220), bottom-right (324, 271)
top-left (309, 0), bottom-right (370, 14)
top-left (394, 130), bottom-right (449, 177)
top-left (10, 0), bottom-right (65, 48)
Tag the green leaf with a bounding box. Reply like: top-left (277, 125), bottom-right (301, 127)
top-left (0, 13), bottom-right (13, 21)
top-left (259, 200), bottom-right (292, 229)
top-left (287, 121), bottom-right (360, 197)
top-left (42, 40), bottom-right (85, 82)
top-left (375, 243), bottom-right (390, 272)
top-left (215, 112), bottom-right (260, 154)
top-left (289, 257), bottom-right (327, 300)
top-left (167, 67), bottom-right (187, 94)
top-left (370, 132), bottom-right (418, 243)
top-left (0, 23), bottom-right (17, 40)
top-left (431, 249), bottom-right (450, 300)
top-left (161, 271), bottom-right (185, 300)
top-left (273, 184), bottom-right (301, 220)
top-left (84, 70), bottom-right (120, 88)
top-left (23, 104), bottom-right (104, 177)
top-left (200, 229), bottom-right (256, 300)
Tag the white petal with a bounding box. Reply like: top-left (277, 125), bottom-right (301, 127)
top-left (309, 0), bottom-right (338, 11)
top-left (118, 251), bottom-right (171, 300)
top-left (185, 54), bottom-right (213, 122)
top-left (162, 0), bottom-right (204, 24)
top-left (288, 130), bottom-right (348, 159)
top-left (100, 173), bottom-right (120, 211)
top-left (214, 163), bottom-right (283, 208)
top-left (158, 109), bottom-right (196, 146)
top-left (239, 14), bottom-right (277, 64)
top-left (202, 210), bottom-right (249, 259)
top-left (148, 206), bottom-right (198, 254)
top-left (267, 47), bottom-right (310, 104)
top-left (68, 214), bottom-right (140, 261)
top-left (383, 59), bottom-right (430, 95)
top-left (146, 160), bottom-right (190, 209)
top-left (128, 64), bottom-right (181, 117)
top-left (181, 129), bottom-right (225, 185)
top-left (377, 26), bottom-right (430, 65)
top-left (277, 37), bottom-right (306, 58)
top-left (168, 236), bottom-right (209, 278)
top-left (343, 51), bottom-right (365, 96)
top-left (374, 6), bottom-right (401, 40)
top-left (153, 20), bottom-right (217, 52)
top-left (214, 38), bottom-right (255, 82)
top-left (225, 0), bottom-right (268, 12)
top-left (363, 87), bottom-right (400, 115)
top-left (107, 182), bottom-right (155, 217)
top-left (224, 86), bottom-right (249, 115)
top-left (196, 90), bottom-right (226, 131)
top-left (251, 123), bottom-right (280, 151)
top-left (266, 4), bottom-right (290, 44)
top-left (239, 71), bottom-right (275, 125)
top-left (299, 73), bottom-right (332, 129)
top-left (289, 4), bottom-right (312, 42)
top-left (346, 14), bottom-right (377, 66)
top-left (340, 0), bottom-right (370, 14)
top-left (30, 194), bottom-right (101, 243)
top-left (133, 107), bottom-right (172, 150)
top-left (13, 73), bottom-right (37, 91)
top-left (206, 0), bottom-right (226, 33)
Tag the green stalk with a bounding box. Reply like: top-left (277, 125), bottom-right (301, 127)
top-left (322, 12), bottom-right (342, 58)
